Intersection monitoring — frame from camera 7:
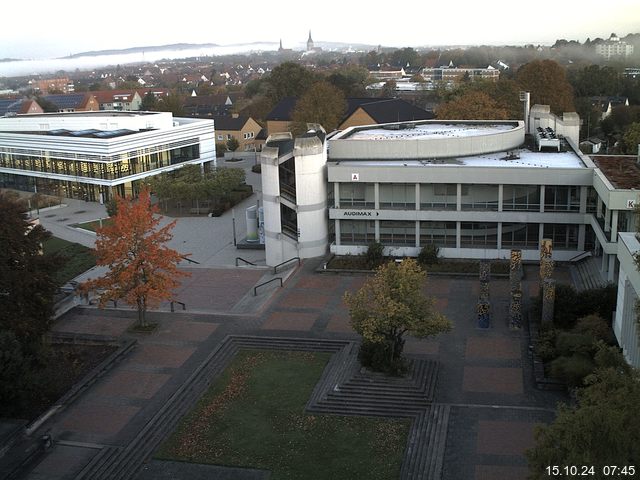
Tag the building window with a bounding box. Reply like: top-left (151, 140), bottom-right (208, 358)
top-left (379, 183), bottom-right (415, 209)
top-left (461, 184), bottom-right (498, 211)
top-left (420, 221), bottom-right (456, 247)
top-left (460, 222), bottom-right (498, 248)
top-left (340, 220), bottom-right (375, 245)
top-left (226, 134), bottom-right (232, 140)
top-left (421, 184), bottom-right (456, 210)
top-left (217, 134), bottom-right (223, 141)
top-left (502, 185), bottom-right (540, 211)
top-left (543, 224), bottom-right (578, 249)
top-left (380, 220), bottom-right (415, 246)
top-left (501, 223), bottom-right (539, 248)
top-left (544, 186), bottom-right (580, 212)
top-left (280, 204), bottom-right (298, 240)
top-left (338, 182), bottom-right (375, 209)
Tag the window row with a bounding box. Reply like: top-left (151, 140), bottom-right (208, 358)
top-left (336, 183), bottom-right (584, 212)
top-left (0, 144), bottom-right (200, 181)
top-left (339, 220), bottom-right (579, 249)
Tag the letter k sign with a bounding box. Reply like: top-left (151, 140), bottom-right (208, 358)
top-left (351, 173), bottom-right (359, 181)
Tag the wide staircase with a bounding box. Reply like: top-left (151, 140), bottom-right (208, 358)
top-left (570, 255), bottom-right (608, 291)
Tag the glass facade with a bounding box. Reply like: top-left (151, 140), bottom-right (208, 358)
top-left (544, 186), bottom-right (580, 212)
top-left (502, 223), bottom-right (539, 248)
top-left (338, 182), bottom-right (374, 208)
top-left (461, 185), bottom-right (499, 211)
top-left (380, 220), bottom-right (415, 245)
top-left (420, 184), bottom-right (456, 210)
top-left (502, 185), bottom-right (540, 211)
top-left (340, 220), bottom-right (375, 245)
top-left (543, 224), bottom-right (579, 249)
top-left (460, 222), bottom-right (498, 248)
top-left (420, 221), bottom-right (456, 247)
top-left (379, 183), bottom-right (415, 209)
top-left (0, 142), bottom-right (200, 182)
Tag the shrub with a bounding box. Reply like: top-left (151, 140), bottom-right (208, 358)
top-left (549, 354), bottom-right (595, 388)
top-left (573, 314), bottom-right (615, 344)
top-left (251, 164), bottom-right (262, 173)
top-left (576, 284), bottom-right (617, 322)
top-left (555, 331), bottom-right (597, 357)
top-left (364, 242), bottom-right (385, 269)
top-left (358, 340), bottom-right (408, 376)
top-left (594, 342), bottom-right (629, 371)
top-left (535, 327), bottom-right (558, 362)
top-left (552, 284), bottom-right (580, 328)
top-left (417, 244), bottom-right (439, 266)
top-left (105, 197), bottom-right (118, 217)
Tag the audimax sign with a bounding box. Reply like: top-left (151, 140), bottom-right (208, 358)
top-left (342, 210), bottom-right (379, 217)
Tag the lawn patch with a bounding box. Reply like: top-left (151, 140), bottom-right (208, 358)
top-left (157, 349), bottom-right (409, 480)
top-left (43, 236), bottom-right (95, 285)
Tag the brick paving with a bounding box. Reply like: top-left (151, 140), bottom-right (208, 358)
top-left (21, 258), bottom-right (574, 480)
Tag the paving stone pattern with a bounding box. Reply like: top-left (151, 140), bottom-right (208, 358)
top-left (21, 258), bottom-right (573, 480)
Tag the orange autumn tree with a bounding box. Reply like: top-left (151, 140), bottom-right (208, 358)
top-left (83, 188), bottom-right (189, 327)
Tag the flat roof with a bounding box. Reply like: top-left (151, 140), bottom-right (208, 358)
top-left (332, 147), bottom-right (586, 169)
top-left (591, 155), bottom-right (640, 189)
top-left (12, 111), bottom-right (158, 118)
top-left (0, 128), bottom-right (144, 139)
top-left (343, 122), bottom-right (518, 141)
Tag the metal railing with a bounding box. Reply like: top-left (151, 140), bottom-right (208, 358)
top-left (235, 257), bottom-right (256, 266)
top-left (273, 256), bottom-right (301, 274)
top-left (181, 255), bottom-right (200, 264)
top-left (254, 277), bottom-right (283, 296)
top-left (568, 251), bottom-right (592, 263)
top-left (170, 300), bottom-right (186, 312)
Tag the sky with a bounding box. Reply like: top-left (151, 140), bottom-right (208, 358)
top-left (2, 0), bottom-right (639, 60)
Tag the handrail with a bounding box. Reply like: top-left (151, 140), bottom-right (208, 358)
top-left (235, 257), bottom-right (256, 266)
top-left (254, 277), bottom-right (283, 296)
top-left (273, 256), bottom-right (301, 274)
top-left (181, 255), bottom-right (200, 264)
top-left (170, 300), bottom-right (186, 312)
top-left (568, 251), bottom-right (592, 263)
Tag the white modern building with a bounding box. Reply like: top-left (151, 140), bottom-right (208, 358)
top-left (614, 232), bottom-right (640, 367)
top-left (0, 111), bottom-right (215, 202)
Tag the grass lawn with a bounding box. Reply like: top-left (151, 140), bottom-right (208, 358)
top-left (157, 349), bottom-right (410, 480)
top-left (43, 236), bottom-right (95, 285)
top-left (72, 218), bottom-right (112, 232)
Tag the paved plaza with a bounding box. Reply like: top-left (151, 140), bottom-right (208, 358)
top-left (15, 184), bottom-right (568, 480)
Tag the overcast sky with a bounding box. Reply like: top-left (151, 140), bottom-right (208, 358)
top-left (2, 0), bottom-right (639, 59)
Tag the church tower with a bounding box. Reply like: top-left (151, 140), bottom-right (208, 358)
top-left (307, 30), bottom-right (314, 51)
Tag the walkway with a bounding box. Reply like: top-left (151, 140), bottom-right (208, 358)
top-left (22, 258), bottom-right (568, 480)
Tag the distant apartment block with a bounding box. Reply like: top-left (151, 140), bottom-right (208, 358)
top-left (595, 34), bottom-right (634, 59)
top-left (30, 77), bottom-right (74, 94)
top-left (624, 68), bottom-right (640, 79)
top-left (420, 64), bottom-right (499, 83)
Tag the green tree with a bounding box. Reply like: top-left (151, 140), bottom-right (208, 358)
top-left (0, 193), bottom-right (58, 352)
top-left (226, 137), bottom-right (240, 152)
top-left (437, 90), bottom-right (508, 120)
top-left (516, 60), bottom-right (575, 114)
top-left (265, 62), bottom-right (318, 105)
top-left (140, 91), bottom-right (158, 111)
top-left (157, 91), bottom-right (185, 116)
top-left (390, 47), bottom-right (420, 68)
top-left (34, 96), bottom-right (59, 113)
top-left (527, 367), bottom-right (640, 479)
top-left (379, 80), bottom-right (397, 98)
top-left (622, 122), bottom-right (640, 154)
top-left (344, 259), bottom-right (452, 373)
top-left (327, 66), bottom-right (371, 97)
top-left (291, 80), bottom-right (347, 134)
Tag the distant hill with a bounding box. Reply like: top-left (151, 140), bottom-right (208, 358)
top-left (65, 43), bottom-right (221, 59)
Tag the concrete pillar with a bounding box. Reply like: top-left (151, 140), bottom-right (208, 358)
top-left (375, 220), bottom-right (380, 242)
top-left (601, 252), bottom-right (608, 274)
top-left (539, 185), bottom-right (545, 213)
top-left (597, 197), bottom-right (603, 218)
top-left (497, 223), bottom-right (503, 250)
top-left (611, 210), bottom-right (619, 241)
top-left (415, 183), bottom-right (420, 211)
top-left (374, 183), bottom-right (379, 209)
top-left (605, 207), bottom-right (611, 232)
top-left (538, 223), bottom-right (545, 245)
top-left (578, 224), bottom-right (586, 251)
top-left (456, 221), bottom-right (461, 249)
top-left (579, 186), bottom-right (588, 214)
top-left (415, 221), bottom-right (420, 248)
top-left (456, 183), bottom-right (462, 211)
top-left (334, 219), bottom-right (341, 246)
top-left (498, 184), bottom-right (503, 212)
top-left (334, 183), bottom-right (340, 208)
top-left (608, 254), bottom-right (616, 283)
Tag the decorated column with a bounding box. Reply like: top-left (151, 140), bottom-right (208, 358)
top-left (509, 289), bottom-right (523, 329)
top-left (541, 278), bottom-right (556, 324)
top-left (477, 261), bottom-right (491, 328)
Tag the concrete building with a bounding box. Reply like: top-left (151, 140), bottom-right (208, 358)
top-left (595, 34), bottom-right (634, 59)
top-left (0, 111), bottom-right (215, 202)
